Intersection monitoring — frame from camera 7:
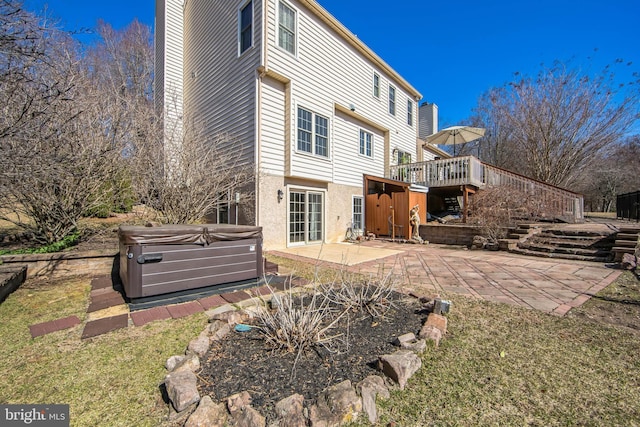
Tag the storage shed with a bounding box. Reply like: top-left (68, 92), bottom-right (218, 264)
top-left (363, 175), bottom-right (428, 239)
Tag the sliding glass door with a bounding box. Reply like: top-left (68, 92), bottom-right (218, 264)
top-left (289, 190), bottom-right (324, 245)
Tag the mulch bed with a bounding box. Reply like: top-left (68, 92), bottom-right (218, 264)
top-left (198, 292), bottom-right (427, 422)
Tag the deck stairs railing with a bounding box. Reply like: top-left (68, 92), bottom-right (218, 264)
top-left (389, 156), bottom-right (584, 223)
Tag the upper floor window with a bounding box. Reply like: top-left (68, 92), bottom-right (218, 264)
top-left (239, 1), bottom-right (253, 54)
top-left (297, 107), bottom-right (328, 157)
top-left (388, 85), bottom-right (396, 115)
top-left (407, 99), bottom-right (413, 126)
top-left (278, 1), bottom-right (296, 55)
top-left (359, 129), bottom-right (372, 157)
top-left (373, 73), bottom-right (380, 98)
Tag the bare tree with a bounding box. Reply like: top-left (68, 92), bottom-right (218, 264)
top-left (131, 111), bottom-right (256, 224)
top-left (470, 60), bottom-right (640, 187)
top-left (0, 1), bottom-right (123, 244)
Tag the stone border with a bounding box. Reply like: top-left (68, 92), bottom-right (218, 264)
top-left (0, 265), bottom-right (27, 304)
top-left (0, 249), bottom-right (117, 278)
top-left (162, 294), bottom-right (449, 426)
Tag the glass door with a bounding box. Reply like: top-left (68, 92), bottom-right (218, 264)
top-left (289, 190), bottom-right (324, 245)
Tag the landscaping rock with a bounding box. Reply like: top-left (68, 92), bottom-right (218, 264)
top-left (233, 405), bottom-right (266, 427)
top-left (187, 332), bottom-right (210, 358)
top-left (164, 370), bottom-right (200, 412)
top-left (209, 310), bottom-right (248, 325)
top-left (402, 338), bottom-right (427, 353)
top-left (172, 353), bottom-right (201, 373)
top-left (227, 391), bottom-right (253, 415)
top-left (272, 393), bottom-right (307, 427)
top-left (185, 396), bottom-right (228, 427)
top-left (205, 304), bottom-right (236, 319)
top-left (166, 355), bottom-right (184, 371)
top-left (378, 350), bottom-right (422, 390)
top-left (207, 320), bottom-right (231, 341)
top-left (621, 253), bottom-right (637, 270)
top-left (309, 380), bottom-right (362, 426)
top-left (418, 325), bottom-right (442, 347)
top-left (393, 332), bottom-right (416, 347)
top-left (424, 312), bottom-right (447, 335)
top-left (471, 235), bottom-right (488, 250)
top-left (356, 375), bottom-right (389, 424)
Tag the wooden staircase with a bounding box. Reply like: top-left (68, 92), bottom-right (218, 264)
top-left (508, 224), bottom-right (617, 262)
top-left (611, 225), bottom-right (640, 262)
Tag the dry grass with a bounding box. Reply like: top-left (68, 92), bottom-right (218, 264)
top-left (0, 276), bottom-right (207, 427)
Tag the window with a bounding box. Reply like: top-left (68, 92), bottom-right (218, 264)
top-left (359, 129), bottom-right (372, 157)
top-left (239, 1), bottom-right (253, 54)
top-left (407, 99), bottom-right (413, 126)
top-left (352, 196), bottom-right (363, 231)
top-left (397, 150), bottom-right (411, 164)
top-left (278, 1), bottom-right (296, 55)
top-left (373, 73), bottom-right (380, 98)
top-left (297, 107), bottom-right (329, 157)
top-left (388, 85), bottom-right (396, 115)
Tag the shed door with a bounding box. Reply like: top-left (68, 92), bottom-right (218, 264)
top-left (289, 190), bottom-right (324, 245)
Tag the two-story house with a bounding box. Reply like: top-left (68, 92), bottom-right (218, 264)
top-left (155, 0), bottom-right (423, 249)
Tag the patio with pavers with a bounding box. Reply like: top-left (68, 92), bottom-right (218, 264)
top-left (27, 241), bottom-right (622, 339)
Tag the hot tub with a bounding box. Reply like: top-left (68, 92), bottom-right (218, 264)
top-left (118, 224), bottom-right (263, 299)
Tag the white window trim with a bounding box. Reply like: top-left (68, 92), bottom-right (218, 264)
top-left (238, 0), bottom-right (254, 56)
top-left (277, 0), bottom-right (297, 57)
top-left (373, 72), bottom-right (380, 99)
top-left (359, 129), bottom-right (373, 158)
top-left (287, 186), bottom-right (326, 247)
top-left (407, 99), bottom-right (413, 126)
top-left (352, 195), bottom-right (364, 232)
top-left (388, 84), bottom-right (396, 116)
top-left (296, 106), bottom-right (330, 159)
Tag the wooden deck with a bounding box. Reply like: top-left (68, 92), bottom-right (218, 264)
top-left (388, 156), bottom-right (584, 223)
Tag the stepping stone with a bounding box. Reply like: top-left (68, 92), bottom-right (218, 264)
top-left (81, 314), bottom-right (129, 339)
top-left (220, 291), bottom-right (251, 304)
top-left (130, 306), bottom-right (171, 326)
top-left (166, 301), bottom-right (203, 319)
top-left (29, 315), bottom-right (81, 338)
top-left (198, 295), bottom-right (227, 310)
top-left (250, 286), bottom-right (274, 297)
top-left (87, 291), bottom-right (125, 313)
top-left (90, 276), bottom-right (113, 290)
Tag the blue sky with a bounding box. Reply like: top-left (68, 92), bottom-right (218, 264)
top-left (25, 0), bottom-right (640, 130)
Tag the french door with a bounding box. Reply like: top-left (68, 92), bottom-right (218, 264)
top-left (289, 190), bottom-right (324, 245)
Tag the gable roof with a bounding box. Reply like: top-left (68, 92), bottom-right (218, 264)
top-left (298, 0), bottom-right (422, 101)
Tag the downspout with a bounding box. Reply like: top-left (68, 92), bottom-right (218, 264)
top-left (255, 0), bottom-right (268, 228)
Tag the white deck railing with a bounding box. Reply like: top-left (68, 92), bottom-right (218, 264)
top-left (389, 156), bottom-right (584, 223)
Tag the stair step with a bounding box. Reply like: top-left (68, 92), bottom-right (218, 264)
top-left (613, 240), bottom-right (638, 248)
top-left (526, 236), bottom-right (613, 248)
top-left (616, 233), bottom-right (640, 241)
top-left (612, 246), bottom-right (637, 254)
top-left (546, 229), bottom-right (615, 238)
top-left (518, 242), bottom-right (610, 257)
top-left (509, 247), bottom-right (611, 263)
top-left (618, 226), bottom-right (640, 234)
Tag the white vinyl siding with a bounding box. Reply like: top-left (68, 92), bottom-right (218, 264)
top-left (263, 0), bottom-right (419, 186)
top-left (239, 0), bottom-right (253, 54)
top-left (182, 1), bottom-right (262, 167)
top-left (278, 1), bottom-right (296, 55)
top-left (260, 76), bottom-right (286, 174)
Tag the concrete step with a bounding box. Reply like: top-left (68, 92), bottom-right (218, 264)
top-left (525, 236), bottom-right (614, 249)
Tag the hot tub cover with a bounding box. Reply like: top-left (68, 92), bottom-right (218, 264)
top-left (118, 224), bottom-right (263, 246)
